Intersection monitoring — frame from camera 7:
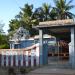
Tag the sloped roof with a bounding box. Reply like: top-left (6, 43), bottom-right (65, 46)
top-left (34, 19), bottom-right (75, 28)
top-left (10, 27), bottom-right (30, 41)
top-left (34, 34), bottom-right (55, 39)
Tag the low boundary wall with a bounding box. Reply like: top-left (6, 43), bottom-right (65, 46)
top-left (0, 44), bottom-right (39, 67)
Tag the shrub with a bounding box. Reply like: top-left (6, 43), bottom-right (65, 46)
top-left (0, 44), bottom-right (9, 49)
top-left (20, 67), bottom-right (27, 74)
top-left (8, 67), bottom-right (16, 75)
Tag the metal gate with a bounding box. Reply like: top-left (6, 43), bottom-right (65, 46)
top-left (48, 40), bottom-right (69, 68)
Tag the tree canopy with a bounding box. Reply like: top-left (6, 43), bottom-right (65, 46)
top-left (53, 0), bottom-right (75, 19)
top-left (0, 22), bottom-right (5, 34)
top-left (0, 0), bottom-right (75, 49)
top-left (9, 4), bottom-right (39, 36)
top-left (0, 22), bottom-right (9, 49)
top-left (8, 0), bottom-right (75, 36)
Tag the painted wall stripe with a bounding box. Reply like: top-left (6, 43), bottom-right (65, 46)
top-left (16, 55), bottom-right (18, 66)
top-left (11, 55), bottom-right (13, 66)
top-left (31, 49), bottom-right (35, 67)
top-left (1, 55), bottom-right (4, 66)
top-left (6, 55), bottom-right (8, 66)
top-left (36, 46), bottom-right (39, 66)
top-left (26, 51), bottom-right (28, 67)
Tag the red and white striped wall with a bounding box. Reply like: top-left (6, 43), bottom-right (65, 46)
top-left (0, 43), bottom-right (39, 67)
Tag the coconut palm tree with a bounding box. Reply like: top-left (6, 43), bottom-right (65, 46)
top-left (33, 7), bottom-right (44, 21)
top-left (53, 0), bottom-right (75, 19)
top-left (34, 3), bottom-right (51, 21)
top-left (42, 3), bottom-right (51, 21)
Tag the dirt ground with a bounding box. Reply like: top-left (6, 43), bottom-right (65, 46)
top-left (0, 67), bottom-right (32, 75)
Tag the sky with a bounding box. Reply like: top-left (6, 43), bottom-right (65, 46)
top-left (0, 0), bottom-right (75, 34)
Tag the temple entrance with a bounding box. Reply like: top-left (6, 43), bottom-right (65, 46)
top-left (48, 39), bottom-right (69, 68)
top-left (34, 19), bottom-right (75, 68)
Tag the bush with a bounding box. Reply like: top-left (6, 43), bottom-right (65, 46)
top-left (0, 44), bottom-right (9, 49)
top-left (20, 67), bottom-right (27, 74)
top-left (8, 67), bottom-right (16, 75)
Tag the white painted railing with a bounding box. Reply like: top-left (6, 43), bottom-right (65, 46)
top-left (0, 43), bottom-right (39, 67)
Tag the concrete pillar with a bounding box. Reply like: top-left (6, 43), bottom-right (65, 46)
top-left (70, 27), bottom-right (75, 68)
top-left (31, 49), bottom-right (35, 67)
top-left (56, 38), bottom-right (60, 61)
top-left (39, 29), bottom-right (48, 65)
top-left (21, 55), bottom-right (23, 66)
top-left (43, 43), bottom-right (48, 65)
top-left (36, 44), bottom-right (39, 66)
top-left (11, 55), bottom-right (13, 66)
top-left (10, 44), bottom-right (12, 49)
top-left (26, 51), bottom-right (28, 67)
top-left (39, 29), bottom-right (43, 65)
top-left (1, 55), bottom-right (4, 66)
top-left (12, 44), bottom-right (14, 49)
top-left (16, 55), bottom-right (18, 66)
top-left (6, 55), bottom-right (8, 66)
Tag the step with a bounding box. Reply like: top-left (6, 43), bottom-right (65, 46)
top-left (26, 73), bottom-right (71, 75)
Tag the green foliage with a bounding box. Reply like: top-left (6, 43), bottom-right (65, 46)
top-left (9, 19), bottom-right (20, 32)
top-left (0, 44), bottom-right (9, 49)
top-left (0, 34), bottom-right (9, 49)
top-left (53, 0), bottom-right (75, 19)
top-left (8, 0), bottom-right (75, 36)
top-left (0, 22), bottom-right (9, 49)
top-left (33, 3), bottom-right (51, 21)
top-left (9, 4), bottom-right (39, 36)
top-left (0, 22), bottom-right (5, 34)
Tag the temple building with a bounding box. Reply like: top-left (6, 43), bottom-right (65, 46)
top-left (33, 19), bottom-right (75, 68)
top-left (0, 19), bottom-right (75, 68)
top-left (9, 27), bottom-right (56, 50)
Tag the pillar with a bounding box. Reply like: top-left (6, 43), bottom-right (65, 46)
top-left (16, 55), bottom-right (18, 66)
top-left (56, 38), bottom-right (60, 61)
top-left (43, 43), bottom-right (48, 65)
top-left (10, 44), bottom-right (12, 49)
top-left (31, 49), bottom-right (35, 67)
top-left (1, 55), bottom-right (4, 66)
top-left (26, 51), bottom-right (28, 67)
top-left (6, 55), bottom-right (8, 66)
top-left (39, 29), bottom-right (43, 65)
top-left (70, 27), bottom-right (75, 68)
top-left (36, 44), bottom-right (39, 66)
top-left (11, 55), bottom-right (13, 66)
top-left (21, 55), bottom-right (23, 66)
top-left (12, 43), bottom-right (14, 49)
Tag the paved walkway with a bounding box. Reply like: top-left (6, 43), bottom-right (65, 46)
top-left (26, 67), bottom-right (75, 75)
top-left (26, 62), bottom-right (75, 75)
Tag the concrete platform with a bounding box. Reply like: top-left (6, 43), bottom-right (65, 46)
top-left (26, 60), bottom-right (75, 75)
top-left (26, 68), bottom-right (75, 75)
top-left (26, 65), bottom-right (75, 75)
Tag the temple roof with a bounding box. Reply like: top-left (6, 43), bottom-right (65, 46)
top-left (34, 34), bottom-right (55, 39)
top-left (34, 19), bottom-right (75, 28)
top-left (10, 27), bottom-right (30, 41)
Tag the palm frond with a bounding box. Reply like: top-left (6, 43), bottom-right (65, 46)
top-left (66, 5), bottom-right (75, 10)
top-left (66, 12), bottom-right (75, 19)
top-left (53, 0), bottom-right (60, 7)
top-left (67, 0), bottom-right (73, 5)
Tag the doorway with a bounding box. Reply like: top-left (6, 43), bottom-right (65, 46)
top-left (48, 39), bottom-right (69, 68)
